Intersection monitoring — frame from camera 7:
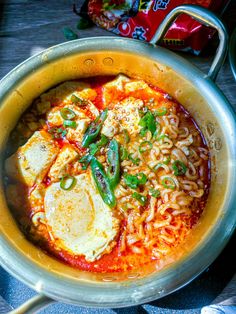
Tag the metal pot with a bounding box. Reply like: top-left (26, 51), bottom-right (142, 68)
top-left (0, 5), bottom-right (235, 313)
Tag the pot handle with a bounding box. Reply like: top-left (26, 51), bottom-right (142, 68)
top-left (150, 4), bottom-right (228, 82)
top-left (8, 294), bottom-right (54, 314)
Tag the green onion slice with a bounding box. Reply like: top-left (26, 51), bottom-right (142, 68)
top-left (71, 94), bottom-right (87, 106)
top-left (63, 120), bottom-right (77, 129)
top-left (139, 141), bottom-right (153, 153)
top-left (124, 174), bottom-right (139, 189)
top-left (154, 107), bottom-right (167, 116)
top-left (157, 134), bottom-right (169, 141)
top-left (154, 163), bottom-right (165, 171)
top-left (132, 192), bottom-right (147, 206)
top-left (136, 172), bottom-right (147, 185)
top-left (60, 108), bottom-right (76, 120)
top-left (172, 160), bottom-right (187, 176)
top-left (163, 156), bottom-right (171, 165)
top-left (139, 127), bottom-right (148, 137)
top-left (128, 153), bottom-right (140, 165)
top-left (149, 188), bottom-right (160, 198)
top-left (120, 146), bottom-right (128, 161)
top-left (60, 175), bottom-right (76, 190)
top-left (161, 177), bottom-right (176, 190)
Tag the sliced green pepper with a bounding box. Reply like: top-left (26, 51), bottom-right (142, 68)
top-left (123, 129), bottom-right (130, 143)
top-left (128, 153), bottom-right (140, 165)
top-left (78, 154), bottom-right (93, 170)
top-left (82, 109), bottom-right (108, 148)
top-left (90, 157), bottom-right (116, 208)
top-left (107, 139), bottom-right (120, 188)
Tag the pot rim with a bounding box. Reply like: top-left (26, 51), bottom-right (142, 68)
top-left (0, 36), bottom-right (236, 308)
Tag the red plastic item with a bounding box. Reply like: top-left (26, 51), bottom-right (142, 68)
top-left (80, 0), bottom-right (230, 54)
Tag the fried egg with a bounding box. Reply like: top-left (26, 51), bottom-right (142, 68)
top-left (44, 171), bottom-right (119, 262)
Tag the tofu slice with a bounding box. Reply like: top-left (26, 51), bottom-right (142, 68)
top-left (48, 144), bottom-right (79, 181)
top-left (38, 81), bottom-right (97, 107)
top-left (44, 172), bottom-right (119, 262)
top-left (101, 97), bottom-right (143, 138)
top-left (5, 130), bottom-right (59, 187)
top-left (103, 74), bottom-right (130, 106)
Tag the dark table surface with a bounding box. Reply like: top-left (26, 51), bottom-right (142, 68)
top-left (0, 1), bottom-right (236, 313)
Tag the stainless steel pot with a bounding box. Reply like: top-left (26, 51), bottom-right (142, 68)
top-left (0, 5), bottom-right (235, 313)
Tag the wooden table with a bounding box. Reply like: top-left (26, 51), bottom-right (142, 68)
top-left (0, 1), bottom-right (235, 313)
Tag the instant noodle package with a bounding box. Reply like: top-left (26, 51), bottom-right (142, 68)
top-left (80, 0), bottom-right (230, 54)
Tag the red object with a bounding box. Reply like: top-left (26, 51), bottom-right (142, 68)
top-left (80, 0), bottom-right (230, 55)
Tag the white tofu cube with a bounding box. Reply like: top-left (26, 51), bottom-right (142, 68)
top-left (5, 130), bottom-right (59, 187)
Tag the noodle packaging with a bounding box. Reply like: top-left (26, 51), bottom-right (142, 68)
top-left (0, 5), bottom-right (235, 313)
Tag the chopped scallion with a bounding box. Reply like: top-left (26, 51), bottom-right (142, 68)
top-left (161, 177), bottom-right (176, 190)
top-left (60, 175), bottom-right (76, 190)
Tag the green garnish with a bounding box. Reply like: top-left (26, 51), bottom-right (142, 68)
top-left (139, 128), bottom-right (148, 137)
top-left (157, 134), bottom-right (169, 141)
top-left (154, 107), bottom-right (168, 116)
top-left (124, 173), bottom-right (147, 189)
top-left (60, 175), bottom-right (76, 190)
top-left (77, 17), bottom-right (93, 30)
top-left (154, 163), bottom-right (165, 171)
top-left (82, 109), bottom-right (108, 148)
top-left (139, 141), bottom-right (153, 153)
top-left (63, 120), bottom-right (77, 128)
top-left (107, 139), bottom-right (120, 189)
top-left (132, 192), bottom-right (147, 206)
top-left (136, 172), bottom-right (147, 185)
top-left (60, 108), bottom-right (76, 120)
top-left (128, 153), bottom-right (140, 165)
top-left (149, 188), bottom-right (161, 198)
top-left (172, 160), bottom-right (187, 176)
top-left (91, 157), bottom-right (116, 208)
top-left (139, 110), bottom-right (156, 136)
top-left (163, 156), bottom-right (171, 165)
top-left (120, 146), bottom-right (128, 161)
top-left (161, 177), bottom-right (176, 190)
top-left (71, 94), bottom-right (87, 106)
top-left (63, 27), bottom-right (78, 40)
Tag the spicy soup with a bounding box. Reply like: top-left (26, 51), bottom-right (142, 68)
top-left (4, 75), bottom-right (210, 273)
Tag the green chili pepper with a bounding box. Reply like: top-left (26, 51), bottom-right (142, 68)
top-left (172, 160), bottom-right (187, 176)
top-left (60, 175), bottom-right (76, 190)
top-left (154, 107), bottom-right (167, 116)
top-left (163, 156), bottom-right (171, 165)
top-left (97, 134), bottom-right (109, 147)
top-left (82, 109), bottom-right (108, 148)
top-left (139, 141), bottom-right (153, 153)
top-left (128, 153), bottom-right (140, 165)
top-left (120, 146), bottom-right (128, 161)
top-left (132, 192), bottom-right (147, 206)
top-left (71, 94), bottom-right (87, 106)
top-left (60, 108), bottom-right (76, 120)
top-left (78, 154), bottom-right (93, 170)
top-left (63, 120), bottom-right (77, 129)
top-left (161, 177), bottom-right (176, 190)
top-left (107, 139), bottom-right (120, 188)
top-left (63, 27), bottom-right (78, 40)
top-left (91, 157), bottom-right (116, 208)
top-left (149, 188), bottom-right (160, 198)
top-left (139, 110), bottom-right (156, 135)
